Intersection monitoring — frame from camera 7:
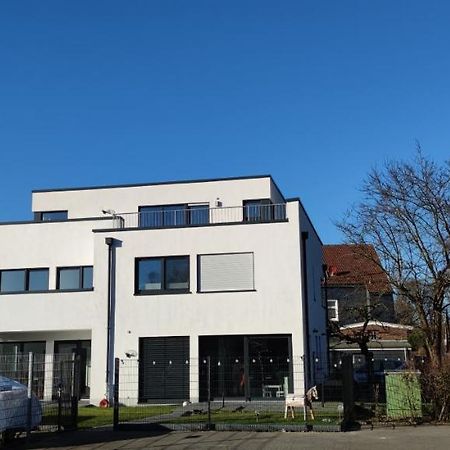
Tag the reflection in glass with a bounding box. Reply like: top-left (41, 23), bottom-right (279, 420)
top-left (166, 257), bottom-right (189, 289)
top-left (58, 268), bottom-right (80, 290)
top-left (29, 269), bottom-right (49, 291)
top-left (82, 267), bottom-right (93, 289)
top-left (0, 270), bottom-right (25, 292)
top-left (139, 259), bottom-right (162, 291)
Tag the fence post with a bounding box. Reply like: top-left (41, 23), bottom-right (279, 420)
top-left (342, 354), bottom-right (358, 431)
top-left (26, 352), bottom-right (33, 440)
top-left (70, 355), bottom-right (80, 429)
top-left (57, 359), bottom-right (63, 432)
top-left (207, 356), bottom-right (211, 430)
top-left (113, 358), bottom-right (120, 430)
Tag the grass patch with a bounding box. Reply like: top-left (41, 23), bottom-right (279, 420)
top-left (42, 405), bottom-right (175, 429)
top-left (162, 409), bottom-right (340, 426)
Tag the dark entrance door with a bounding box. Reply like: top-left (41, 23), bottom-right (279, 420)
top-left (139, 336), bottom-right (189, 402)
top-left (54, 340), bottom-right (91, 399)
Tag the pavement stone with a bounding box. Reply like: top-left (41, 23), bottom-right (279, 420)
top-left (5, 425), bottom-right (450, 450)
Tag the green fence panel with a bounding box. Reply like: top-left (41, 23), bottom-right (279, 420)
top-left (385, 371), bottom-right (422, 420)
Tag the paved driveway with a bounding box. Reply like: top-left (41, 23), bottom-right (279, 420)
top-left (9, 426), bottom-right (450, 450)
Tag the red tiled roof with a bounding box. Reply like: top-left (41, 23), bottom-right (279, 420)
top-left (323, 244), bottom-right (391, 293)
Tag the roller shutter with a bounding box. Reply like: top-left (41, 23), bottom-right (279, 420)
top-left (139, 336), bottom-right (189, 402)
top-left (198, 253), bottom-right (254, 292)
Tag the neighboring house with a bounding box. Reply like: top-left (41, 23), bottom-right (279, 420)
top-left (323, 244), bottom-right (412, 369)
top-left (0, 175), bottom-right (326, 405)
top-left (323, 244), bottom-right (395, 326)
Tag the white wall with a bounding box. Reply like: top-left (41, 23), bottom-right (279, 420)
top-left (298, 202), bottom-right (328, 384)
top-left (32, 177), bottom-right (283, 218)
top-left (0, 177), bottom-right (322, 404)
top-left (90, 201), bottom-right (305, 402)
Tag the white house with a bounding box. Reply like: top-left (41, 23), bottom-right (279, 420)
top-left (0, 175), bottom-right (326, 405)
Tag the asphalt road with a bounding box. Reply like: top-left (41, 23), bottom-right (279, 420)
top-left (9, 426), bottom-right (450, 450)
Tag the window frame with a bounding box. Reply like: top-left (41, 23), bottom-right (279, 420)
top-left (243, 199), bottom-right (274, 222)
top-left (34, 210), bottom-right (68, 222)
top-left (56, 266), bottom-right (94, 291)
top-left (327, 299), bottom-right (339, 322)
top-left (135, 256), bottom-right (190, 295)
top-left (0, 268), bottom-right (49, 294)
top-left (138, 203), bottom-right (210, 228)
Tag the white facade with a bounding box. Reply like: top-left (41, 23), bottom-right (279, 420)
top-left (0, 176), bottom-right (326, 405)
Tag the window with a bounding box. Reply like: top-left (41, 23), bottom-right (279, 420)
top-left (57, 266), bottom-right (93, 290)
top-left (188, 204), bottom-right (210, 225)
top-left (327, 299), bottom-right (339, 321)
top-left (198, 252), bottom-right (255, 293)
top-left (35, 211), bottom-right (68, 222)
top-left (243, 199), bottom-right (275, 222)
top-left (136, 256), bottom-right (189, 294)
top-left (139, 204), bottom-right (209, 228)
top-left (28, 269), bottom-right (49, 291)
top-left (0, 268), bottom-right (49, 293)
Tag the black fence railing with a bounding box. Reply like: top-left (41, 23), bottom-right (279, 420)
top-left (0, 353), bottom-right (79, 444)
top-left (111, 203), bottom-right (287, 229)
top-left (114, 356), bottom-right (343, 431)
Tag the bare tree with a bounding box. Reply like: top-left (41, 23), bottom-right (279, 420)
top-left (338, 150), bottom-right (450, 368)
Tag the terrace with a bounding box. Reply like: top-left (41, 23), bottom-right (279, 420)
top-left (109, 203), bottom-right (287, 230)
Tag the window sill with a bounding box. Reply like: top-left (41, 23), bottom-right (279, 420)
top-left (135, 290), bottom-right (191, 296)
top-left (197, 289), bottom-right (257, 294)
top-left (55, 288), bottom-right (94, 293)
top-left (0, 288), bottom-right (94, 295)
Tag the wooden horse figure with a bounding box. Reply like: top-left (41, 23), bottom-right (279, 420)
top-left (284, 385), bottom-right (318, 420)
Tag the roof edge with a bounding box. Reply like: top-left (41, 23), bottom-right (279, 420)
top-left (340, 321), bottom-right (414, 331)
top-left (32, 174), bottom-right (274, 194)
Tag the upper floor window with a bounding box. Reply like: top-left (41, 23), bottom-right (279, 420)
top-left (198, 252), bottom-right (255, 293)
top-left (328, 299), bottom-right (339, 322)
top-left (243, 199), bottom-right (285, 222)
top-left (136, 256), bottom-right (190, 294)
top-left (35, 211), bottom-right (68, 222)
top-left (0, 268), bottom-right (49, 293)
top-left (138, 204), bottom-right (209, 228)
top-left (57, 266), bottom-right (93, 290)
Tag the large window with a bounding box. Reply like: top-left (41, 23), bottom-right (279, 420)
top-left (198, 252), bottom-right (255, 293)
top-left (0, 268), bottom-right (49, 293)
top-left (243, 199), bottom-right (286, 222)
top-left (136, 256), bottom-right (190, 294)
top-left (327, 299), bottom-right (339, 322)
top-left (139, 204), bottom-right (209, 228)
top-left (57, 266), bottom-right (93, 290)
top-left (35, 210), bottom-right (68, 222)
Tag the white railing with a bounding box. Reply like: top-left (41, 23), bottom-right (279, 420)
top-left (110, 203), bottom-right (287, 229)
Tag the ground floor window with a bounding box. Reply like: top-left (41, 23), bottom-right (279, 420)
top-left (54, 340), bottom-right (91, 399)
top-left (0, 341), bottom-right (46, 397)
top-left (199, 334), bottom-right (293, 401)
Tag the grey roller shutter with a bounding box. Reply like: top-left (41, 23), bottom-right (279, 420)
top-left (199, 253), bottom-right (254, 292)
top-left (139, 336), bottom-right (189, 402)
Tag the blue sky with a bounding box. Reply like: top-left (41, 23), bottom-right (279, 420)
top-left (0, 1), bottom-right (449, 242)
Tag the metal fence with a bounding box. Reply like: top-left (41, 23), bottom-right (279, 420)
top-left (111, 203), bottom-right (287, 229)
top-left (114, 356), bottom-right (344, 431)
top-left (114, 352), bottom-right (432, 431)
top-left (329, 352), bottom-right (429, 428)
top-left (0, 353), bottom-right (79, 443)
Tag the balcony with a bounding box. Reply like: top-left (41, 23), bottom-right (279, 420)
top-left (110, 203), bottom-right (287, 230)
